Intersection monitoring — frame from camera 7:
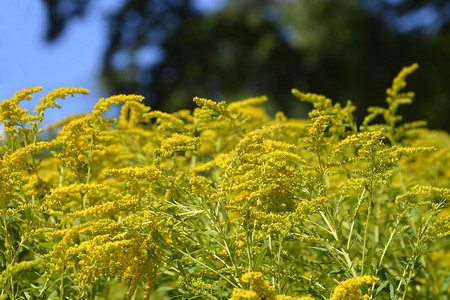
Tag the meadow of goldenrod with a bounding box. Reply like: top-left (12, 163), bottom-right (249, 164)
top-left (0, 64), bottom-right (449, 299)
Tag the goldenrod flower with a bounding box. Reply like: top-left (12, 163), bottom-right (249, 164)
top-left (328, 275), bottom-right (379, 300)
top-left (0, 87), bottom-right (42, 134)
top-left (159, 133), bottom-right (199, 157)
top-left (93, 94), bottom-right (144, 119)
top-left (0, 260), bottom-right (40, 289)
top-left (144, 110), bottom-right (187, 133)
top-left (118, 101), bottom-right (150, 128)
top-left (34, 87), bottom-right (89, 115)
top-left (1, 72), bottom-right (448, 300)
top-left (230, 272), bottom-right (315, 300)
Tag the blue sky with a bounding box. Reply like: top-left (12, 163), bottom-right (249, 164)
top-left (0, 0), bottom-right (122, 127)
top-left (0, 0), bottom-right (444, 131)
top-left (0, 0), bottom-right (227, 129)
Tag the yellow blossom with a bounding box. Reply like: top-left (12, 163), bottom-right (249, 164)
top-left (0, 260), bottom-right (41, 288)
top-left (118, 101), bottom-right (151, 128)
top-left (159, 133), bottom-right (199, 157)
top-left (34, 87), bottom-right (89, 115)
top-left (93, 94), bottom-right (145, 119)
top-left (1, 72), bottom-right (448, 300)
top-left (328, 275), bottom-right (379, 300)
top-left (193, 96), bottom-right (231, 117)
top-left (228, 96), bottom-right (268, 111)
top-left (144, 110), bottom-right (187, 133)
top-left (0, 87), bottom-right (42, 134)
top-left (386, 63), bottom-right (419, 100)
top-left (230, 272), bottom-right (315, 300)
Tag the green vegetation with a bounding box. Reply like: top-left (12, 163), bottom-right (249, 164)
top-left (0, 64), bottom-right (449, 299)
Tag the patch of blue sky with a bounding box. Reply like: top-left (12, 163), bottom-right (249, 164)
top-left (0, 0), bottom-right (228, 133)
top-left (395, 4), bottom-right (443, 33)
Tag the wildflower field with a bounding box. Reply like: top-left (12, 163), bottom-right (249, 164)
top-left (0, 64), bottom-right (449, 299)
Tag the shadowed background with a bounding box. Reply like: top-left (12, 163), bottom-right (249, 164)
top-left (1, 0), bottom-right (449, 130)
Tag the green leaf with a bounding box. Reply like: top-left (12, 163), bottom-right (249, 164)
top-left (363, 246), bottom-right (375, 274)
top-left (389, 282), bottom-right (396, 300)
top-left (203, 230), bottom-right (219, 237)
top-left (310, 246), bottom-right (327, 252)
top-left (376, 280), bottom-right (389, 296)
top-left (385, 273), bottom-right (398, 300)
top-left (329, 269), bottom-right (345, 275)
top-left (253, 248), bottom-right (267, 269)
top-left (38, 242), bottom-right (56, 249)
top-left (443, 271), bottom-right (450, 300)
top-left (385, 272), bottom-right (396, 287)
top-left (156, 285), bottom-right (176, 292)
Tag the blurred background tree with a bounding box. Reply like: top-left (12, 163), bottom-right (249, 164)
top-left (42, 0), bottom-right (450, 130)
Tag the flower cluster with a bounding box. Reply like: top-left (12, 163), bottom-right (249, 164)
top-left (328, 275), bottom-right (379, 300)
top-left (230, 272), bottom-right (314, 300)
top-left (1, 64), bottom-right (449, 299)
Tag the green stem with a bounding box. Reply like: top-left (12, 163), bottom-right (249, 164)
top-left (347, 188), bottom-right (366, 250)
top-left (320, 211), bottom-right (357, 277)
top-left (9, 276), bottom-right (15, 300)
top-left (60, 267), bottom-right (64, 300)
top-left (176, 248), bottom-right (239, 288)
top-left (361, 167), bottom-right (375, 275)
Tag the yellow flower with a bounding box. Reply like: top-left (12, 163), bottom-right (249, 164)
top-left (276, 296), bottom-right (315, 300)
top-left (93, 94), bottom-right (144, 119)
top-left (230, 272), bottom-right (315, 300)
top-left (193, 96), bottom-right (231, 117)
top-left (0, 87), bottom-right (42, 134)
top-left (159, 133), bottom-right (199, 158)
top-left (0, 260), bottom-right (41, 288)
top-left (230, 289), bottom-right (259, 300)
top-left (229, 272), bottom-right (275, 300)
top-left (144, 110), bottom-right (187, 133)
top-left (34, 87), bottom-right (89, 115)
top-left (228, 95), bottom-right (268, 112)
top-left (328, 275), bottom-right (379, 300)
top-left (386, 63), bottom-right (419, 100)
top-left (68, 194), bottom-right (141, 218)
top-left (118, 101), bottom-right (150, 128)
